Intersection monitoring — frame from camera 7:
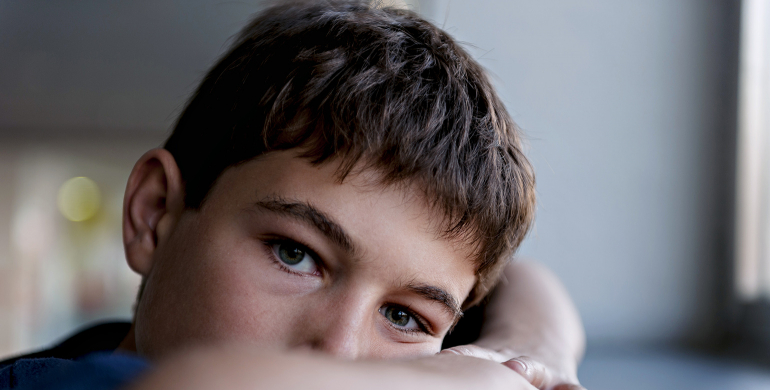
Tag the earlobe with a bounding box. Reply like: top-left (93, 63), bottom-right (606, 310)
top-left (123, 148), bottom-right (185, 276)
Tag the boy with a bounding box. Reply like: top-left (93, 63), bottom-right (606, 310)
top-left (0, 1), bottom-right (585, 389)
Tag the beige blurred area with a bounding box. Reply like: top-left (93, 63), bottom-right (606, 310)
top-left (0, 136), bottom-right (162, 357)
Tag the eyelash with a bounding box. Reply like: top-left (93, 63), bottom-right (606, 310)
top-left (261, 237), bottom-right (435, 337)
top-left (383, 303), bottom-right (435, 336)
top-left (262, 237), bottom-right (323, 277)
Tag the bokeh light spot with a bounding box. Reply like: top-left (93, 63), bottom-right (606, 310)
top-left (57, 176), bottom-right (102, 222)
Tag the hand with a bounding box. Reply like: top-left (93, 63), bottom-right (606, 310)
top-left (440, 344), bottom-right (585, 390)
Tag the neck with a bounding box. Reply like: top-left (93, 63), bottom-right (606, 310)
top-left (116, 324), bottom-right (138, 353)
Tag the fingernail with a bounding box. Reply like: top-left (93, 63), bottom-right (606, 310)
top-left (506, 359), bottom-right (527, 374)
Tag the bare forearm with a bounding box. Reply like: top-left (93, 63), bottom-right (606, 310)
top-left (475, 261), bottom-right (585, 376)
top-left (129, 347), bottom-right (536, 390)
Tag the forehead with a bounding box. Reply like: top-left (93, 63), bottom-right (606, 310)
top-left (201, 150), bottom-right (477, 302)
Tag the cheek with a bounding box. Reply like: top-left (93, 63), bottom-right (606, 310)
top-left (136, 225), bottom-right (314, 354)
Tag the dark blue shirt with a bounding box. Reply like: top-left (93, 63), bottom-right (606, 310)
top-left (0, 322), bottom-right (150, 390)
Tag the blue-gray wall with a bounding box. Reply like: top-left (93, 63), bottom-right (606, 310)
top-left (419, 0), bottom-right (738, 346)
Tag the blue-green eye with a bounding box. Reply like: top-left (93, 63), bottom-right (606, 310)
top-left (272, 241), bottom-right (319, 275)
top-left (379, 305), bottom-right (422, 331)
top-left (278, 244), bottom-right (305, 265)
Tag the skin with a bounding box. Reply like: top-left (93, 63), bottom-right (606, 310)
top-left (120, 148), bottom-right (586, 389)
top-left (446, 262), bottom-right (586, 389)
top-left (130, 348), bottom-right (537, 390)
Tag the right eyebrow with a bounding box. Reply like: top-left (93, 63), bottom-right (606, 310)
top-left (252, 196), bottom-right (356, 254)
top-left (406, 283), bottom-right (464, 324)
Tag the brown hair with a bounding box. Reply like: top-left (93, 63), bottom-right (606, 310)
top-left (163, 0), bottom-right (535, 306)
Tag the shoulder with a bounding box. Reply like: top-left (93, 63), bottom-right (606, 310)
top-left (0, 321), bottom-right (132, 368)
top-left (1, 353), bottom-right (149, 390)
top-left (0, 321), bottom-right (143, 390)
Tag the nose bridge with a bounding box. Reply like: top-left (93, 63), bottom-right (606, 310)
top-left (307, 288), bottom-right (373, 359)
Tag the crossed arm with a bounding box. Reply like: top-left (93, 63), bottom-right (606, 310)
top-left (446, 261), bottom-right (586, 389)
top-left (130, 261), bottom-right (585, 390)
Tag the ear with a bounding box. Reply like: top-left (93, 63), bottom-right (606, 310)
top-left (123, 148), bottom-right (185, 276)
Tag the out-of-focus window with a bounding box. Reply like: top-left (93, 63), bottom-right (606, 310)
top-left (735, 0), bottom-right (770, 301)
top-left (0, 141), bottom-right (154, 358)
top-left (732, 0), bottom-right (770, 357)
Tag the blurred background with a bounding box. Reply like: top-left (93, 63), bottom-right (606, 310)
top-left (2, 0), bottom-right (770, 388)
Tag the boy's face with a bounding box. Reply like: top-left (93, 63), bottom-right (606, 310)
top-left (131, 150), bottom-right (477, 359)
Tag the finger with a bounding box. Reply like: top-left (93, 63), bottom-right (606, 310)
top-left (438, 345), bottom-right (509, 363)
top-left (502, 356), bottom-right (553, 389)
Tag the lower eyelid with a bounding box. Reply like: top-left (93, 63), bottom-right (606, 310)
top-left (273, 257), bottom-right (307, 276)
top-left (410, 318), bottom-right (434, 336)
top-left (384, 320), bottom-right (434, 342)
top-left (381, 306), bottom-right (435, 336)
top-left (401, 308), bottom-right (434, 335)
top-left (258, 240), bottom-right (298, 273)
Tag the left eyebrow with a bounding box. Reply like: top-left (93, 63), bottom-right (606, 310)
top-left (252, 196), bottom-right (355, 254)
top-left (406, 283), bottom-right (463, 323)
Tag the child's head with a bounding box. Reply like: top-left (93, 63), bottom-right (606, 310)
top-left (122, 0), bottom-right (535, 359)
